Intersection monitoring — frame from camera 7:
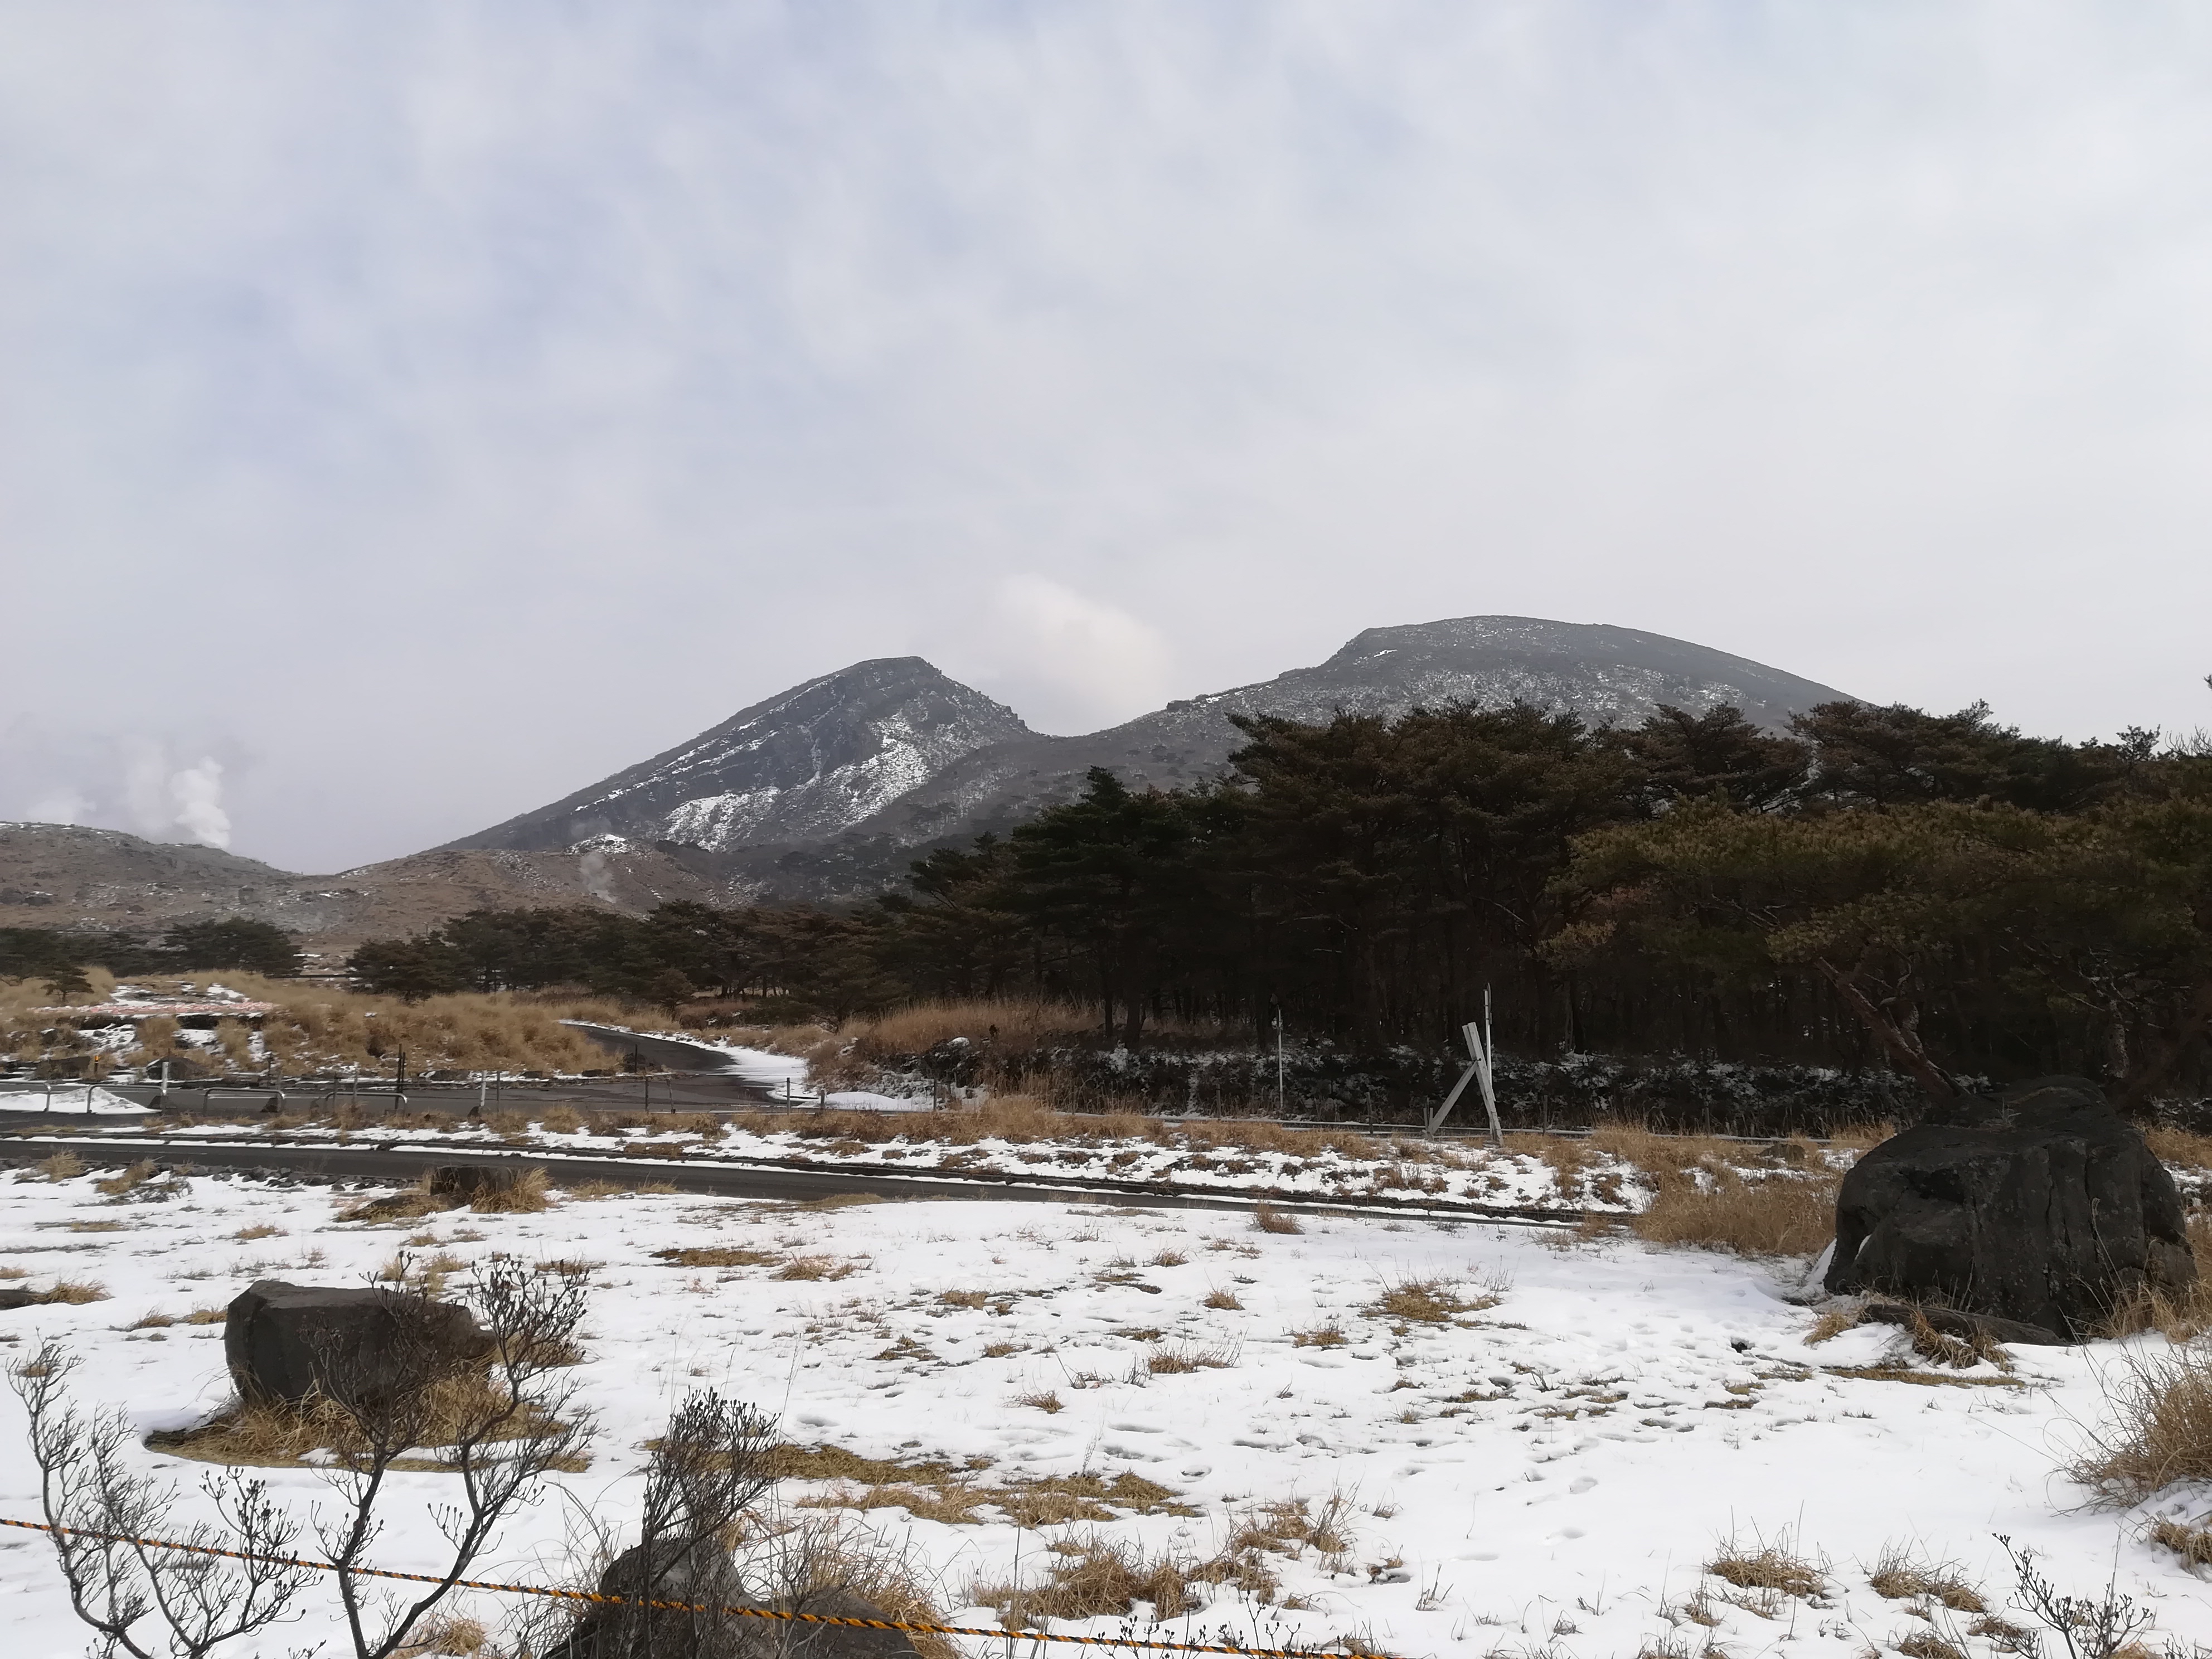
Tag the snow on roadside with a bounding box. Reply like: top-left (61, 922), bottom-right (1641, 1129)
top-left (0, 1084), bottom-right (151, 1116)
top-left (1, 1167), bottom-right (2206, 1659)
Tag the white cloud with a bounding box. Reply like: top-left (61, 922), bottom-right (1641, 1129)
top-left (984, 576), bottom-right (1175, 734)
top-left (3, 4), bottom-right (2212, 866)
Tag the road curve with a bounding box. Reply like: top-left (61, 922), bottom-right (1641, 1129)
top-left (0, 1136), bottom-right (1586, 1229)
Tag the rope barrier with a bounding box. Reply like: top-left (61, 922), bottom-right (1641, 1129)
top-left (0, 1517), bottom-right (1391, 1659)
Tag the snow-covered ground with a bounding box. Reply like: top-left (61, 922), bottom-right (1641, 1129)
top-left (1, 1166), bottom-right (2208, 1659)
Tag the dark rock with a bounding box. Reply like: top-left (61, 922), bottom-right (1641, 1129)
top-left (1859, 1299), bottom-right (2067, 1347)
top-left (0, 1287), bottom-right (39, 1311)
top-left (428, 1165), bottom-right (522, 1201)
top-left (1825, 1075), bottom-right (2196, 1339)
top-left (224, 1279), bottom-right (491, 1407)
top-left (551, 1546), bottom-right (921, 1659)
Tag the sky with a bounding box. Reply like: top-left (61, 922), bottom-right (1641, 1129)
top-left (4, 3), bottom-right (2211, 874)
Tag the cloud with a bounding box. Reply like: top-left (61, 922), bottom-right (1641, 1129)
top-left (984, 577), bottom-right (1175, 734)
top-left (3, 5), bottom-right (2211, 867)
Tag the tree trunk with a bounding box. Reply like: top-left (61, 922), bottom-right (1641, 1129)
top-left (1811, 957), bottom-right (1958, 1099)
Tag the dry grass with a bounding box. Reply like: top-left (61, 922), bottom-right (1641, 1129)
top-left (1201, 1287), bottom-right (1244, 1311)
top-left (1225, 1491), bottom-right (1356, 1558)
top-left (396, 1611), bottom-right (490, 1656)
top-left (799, 1192), bottom-right (887, 1211)
top-left (149, 1375), bottom-right (574, 1471)
top-left (469, 1167), bottom-right (551, 1214)
top-left (232, 1224), bottom-right (285, 1242)
top-left (535, 1105), bottom-right (585, 1135)
top-left (1866, 1544), bottom-right (1987, 1611)
top-left (94, 1160), bottom-right (158, 1197)
top-left (1894, 1311), bottom-right (2013, 1372)
top-left (1149, 1248), bottom-right (1188, 1268)
top-left (183, 1306), bottom-right (225, 1325)
top-left (1363, 1273), bottom-right (1503, 1325)
top-left (774, 1254), bottom-right (858, 1282)
top-left (40, 1278), bottom-right (109, 1305)
top-left (1291, 1321), bottom-right (1347, 1348)
top-left (1015, 1389), bottom-right (1064, 1414)
top-left (1895, 1632), bottom-right (1966, 1659)
top-left (1136, 1340), bottom-right (1239, 1377)
top-left (1806, 1306), bottom-right (1864, 1344)
top-left (1251, 1204), bottom-right (1301, 1235)
top-left (2072, 1343), bottom-right (2212, 1501)
top-left (2150, 1517), bottom-right (2212, 1571)
top-left (969, 1530), bottom-right (1272, 1627)
top-left (2098, 1214), bottom-right (2212, 1340)
top-left (652, 1246), bottom-right (779, 1269)
top-left (1706, 1537), bottom-right (1825, 1600)
top-left (1594, 1122), bottom-right (1838, 1258)
top-left (37, 1150), bottom-right (84, 1182)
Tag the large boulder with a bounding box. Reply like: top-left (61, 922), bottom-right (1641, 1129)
top-left (224, 1279), bottom-right (491, 1407)
top-left (1825, 1076), bottom-right (2198, 1340)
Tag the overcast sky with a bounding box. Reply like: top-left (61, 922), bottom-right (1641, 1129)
top-left (5, 3), bottom-right (2211, 872)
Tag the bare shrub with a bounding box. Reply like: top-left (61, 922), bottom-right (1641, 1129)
top-left (9, 1340), bottom-right (316, 1658)
top-left (2000, 1534), bottom-right (2153, 1659)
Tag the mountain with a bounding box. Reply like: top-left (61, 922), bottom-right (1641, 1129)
top-left (830, 615), bottom-right (1849, 853)
top-left (451, 614), bottom-right (1850, 901)
top-left (444, 657), bottom-right (1033, 856)
top-left (0, 823), bottom-right (734, 959)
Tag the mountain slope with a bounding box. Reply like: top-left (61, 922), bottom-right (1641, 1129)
top-left (445, 657), bottom-right (1033, 855)
top-left (837, 615), bottom-right (1852, 849)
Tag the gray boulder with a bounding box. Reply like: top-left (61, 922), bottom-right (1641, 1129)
top-left (224, 1279), bottom-right (491, 1407)
top-left (1825, 1076), bottom-right (2197, 1339)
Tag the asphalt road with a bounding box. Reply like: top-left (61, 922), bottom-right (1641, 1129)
top-left (0, 1134), bottom-right (1585, 1228)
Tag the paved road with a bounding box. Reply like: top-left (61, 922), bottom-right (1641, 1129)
top-left (0, 1134), bottom-right (1585, 1228)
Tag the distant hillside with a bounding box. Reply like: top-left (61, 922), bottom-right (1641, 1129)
top-left (0, 823), bottom-right (734, 958)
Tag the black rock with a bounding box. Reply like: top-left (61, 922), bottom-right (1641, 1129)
top-left (551, 1546), bottom-right (921, 1659)
top-left (224, 1279), bottom-right (491, 1407)
top-left (1825, 1076), bottom-right (2197, 1339)
top-left (428, 1165), bottom-right (521, 1201)
top-left (0, 1286), bottom-right (39, 1311)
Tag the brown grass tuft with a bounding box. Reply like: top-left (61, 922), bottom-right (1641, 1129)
top-left (1617, 1133), bottom-right (1838, 1258)
top-left (1014, 1390), bottom-right (1064, 1414)
top-left (1806, 1306), bottom-right (1864, 1344)
top-left (2072, 1343), bottom-right (2212, 1502)
top-left (536, 1105), bottom-right (585, 1135)
top-left (470, 1167), bottom-right (551, 1214)
top-left (2150, 1517), bottom-right (2212, 1571)
top-left (41, 1278), bottom-right (110, 1305)
top-left (1201, 1287), bottom-right (1243, 1311)
top-left (774, 1254), bottom-right (858, 1282)
top-left (1706, 1539), bottom-right (1824, 1600)
top-left (1290, 1321), bottom-right (1347, 1348)
top-left (94, 1160), bottom-right (158, 1197)
top-left (653, 1246), bottom-right (779, 1269)
top-left (1363, 1273), bottom-right (1503, 1325)
top-left (37, 1150), bottom-right (85, 1181)
top-left (1250, 1204), bottom-right (1301, 1235)
top-left (1866, 1544), bottom-right (1986, 1611)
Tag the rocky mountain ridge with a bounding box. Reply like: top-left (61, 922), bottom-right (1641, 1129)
top-left (2, 615), bottom-right (1856, 930)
